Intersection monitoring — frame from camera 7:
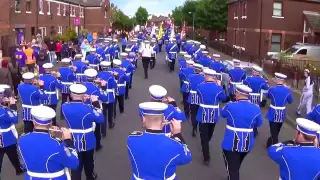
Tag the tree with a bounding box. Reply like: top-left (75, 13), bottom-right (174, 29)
top-left (171, 6), bottom-right (183, 27)
top-left (135, 7), bottom-right (148, 25)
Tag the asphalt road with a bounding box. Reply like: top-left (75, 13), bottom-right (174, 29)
top-left (1, 49), bottom-right (298, 180)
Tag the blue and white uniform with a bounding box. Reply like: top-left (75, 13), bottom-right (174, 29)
top-left (228, 59), bottom-right (246, 98)
top-left (73, 54), bottom-right (88, 83)
top-left (58, 58), bottom-right (76, 95)
top-left (86, 48), bottom-right (100, 71)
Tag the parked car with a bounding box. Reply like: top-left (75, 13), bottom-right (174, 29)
top-left (221, 60), bottom-right (269, 106)
top-left (269, 43), bottom-right (320, 61)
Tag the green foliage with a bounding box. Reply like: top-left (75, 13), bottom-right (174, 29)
top-left (80, 29), bottom-right (89, 36)
top-left (65, 28), bottom-right (77, 41)
top-left (171, 0), bottom-right (227, 30)
top-left (110, 5), bottom-right (136, 31)
top-left (135, 7), bottom-right (148, 25)
top-left (55, 34), bottom-right (70, 42)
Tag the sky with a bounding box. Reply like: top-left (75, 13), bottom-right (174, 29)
top-left (110, 0), bottom-right (186, 17)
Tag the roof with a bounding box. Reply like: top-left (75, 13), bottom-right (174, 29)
top-left (228, 0), bottom-right (320, 3)
top-left (304, 11), bottom-right (320, 33)
top-left (148, 15), bottom-right (168, 23)
top-left (62, 0), bottom-right (106, 7)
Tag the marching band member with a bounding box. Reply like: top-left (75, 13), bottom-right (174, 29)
top-left (176, 32), bottom-right (182, 51)
top-left (167, 38), bottom-right (179, 72)
top-left (178, 60), bottom-right (195, 118)
top-left (0, 89), bottom-right (24, 175)
top-left (228, 59), bottom-right (246, 101)
top-left (59, 58), bottom-right (76, 110)
top-left (297, 69), bottom-right (314, 116)
top-left (111, 39), bottom-right (120, 60)
top-left (103, 40), bottom-right (111, 62)
top-left (127, 51), bottom-right (137, 88)
top-left (39, 63), bottom-right (62, 126)
top-left (18, 106), bottom-right (79, 180)
top-left (187, 62), bottom-right (204, 137)
top-left (198, 50), bottom-right (211, 67)
top-left (178, 52), bottom-right (188, 70)
top-left (18, 72), bottom-right (47, 133)
top-left (128, 102), bottom-right (191, 180)
top-left (158, 34), bottom-right (164, 52)
top-left (140, 40), bottom-right (153, 79)
top-left (183, 40), bottom-right (192, 53)
top-left (86, 48), bottom-right (100, 71)
top-left (268, 118), bottom-right (320, 179)
top-left (209, 54), bottom-right (226, 73)
top-left (97, 61), bottom-right (117, 133)
top-left (188, 41), bottom-right (199, 56)
top-left (112, 59), bottom-right (127, 117)
top-left (150, 39), bottom-right (159, 69)
top-left (266, 73), bottom-right (293, 148)
top-left (96, 43), bottom-right (106, 61)
top-left (73, 54), bottom-right (88, 83)
top-left (194, 44), bottom-right (206, 62)
top-left (83, 69), bottom-right (108, 151)
top-left (62, 84), bottom-right (104, 180)
top-left (120, 52), bottom-right (135, 100)
top-left (221, 84), bottom-right (263, 180)
top-left (196, 69), bottom-right (228, 165)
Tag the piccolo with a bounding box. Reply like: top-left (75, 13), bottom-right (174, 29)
top-left (49, 128), bottom-right (62, 132)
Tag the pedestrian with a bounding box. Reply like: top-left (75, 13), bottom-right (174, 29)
top-left (121, 36), bottom-right (127, 52)
top-left (266, 73), bottom-right (293, 148)
top-left (0, 91), bottom-right (24, 176)
top-left (0, 59), bottom-right (13, 88)
top-left (128, 102), bottom-right (191, 179)
top-left (14, 45), bottom-right (27, 72)
top-left (197, 68), bottom-right (228, 165)
top-left (8, 56), bottom-right (22, 96)
top-left (62, 84), bottom-right (104, 180)
top-left (24, 43), bottom-right (36, 72)
top-left (297, 69), bottom-right (314, 116)
top-left (36, 44), bottom-right (50, 75)
top-left (268, 118), bottom-right (320, 179)
top-left (139, 40), bottom-right (153, 79)
top-left (56, 40), bottom-right (62, 62)
top-left (67, 41), bottom-right (76, 58)
top-left (61, 41), bottom-right (69, 59)
top-left (18, 105), bottom-right (79, 179)
top-left (221, 84), bottom-right (263, 180)
top-left (47, 38), bottom-right (57, 64)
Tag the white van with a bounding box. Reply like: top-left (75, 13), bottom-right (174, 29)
top-left (270, 43), bottom-right (320, 60)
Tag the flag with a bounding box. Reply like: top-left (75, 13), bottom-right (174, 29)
top-left (158, 23), bottom-right (163, 40)
top-left (170, 23), bottom-right (175, 39)
top-left (181, 21), bottom-right (186, 40)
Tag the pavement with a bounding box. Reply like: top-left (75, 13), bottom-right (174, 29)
top-left (1, 49), bottom-right (298, 180)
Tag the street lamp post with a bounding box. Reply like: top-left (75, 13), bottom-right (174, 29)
top-left (189, 12), bottom-right (195, 40)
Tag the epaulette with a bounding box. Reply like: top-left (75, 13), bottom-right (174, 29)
top-left (169, 136), bottom-right (183, 144)
top-left (19, 132), bottom-right (31, 138)
top-left (129, 131), bottom-right (143, 136)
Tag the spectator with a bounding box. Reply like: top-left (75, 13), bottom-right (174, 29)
top-left (24, 43), bottom-right (36, 72)
top-left (56, 40), bottom-right (62, 62)
top-left (87, 32), bottom-right (93, 43)
top-left (121, 37), bottom-right (127, 52)
top-left (67, 41), bottom-right (76, 58)
top-left (14, 45), bottom-right (27, 72)
top-left (0, 59), bottom-right (13, 88)
top-left (47, 38), bottom-right (57, 64)
top-left (8, 56), bottom-right (22, 96)
top-left (36, 44), bottom-right (50, 74)
top-left (61, 41), bottom-right (69, 59)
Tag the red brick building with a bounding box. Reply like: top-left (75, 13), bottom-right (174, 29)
top-left (0, 0), bottom-right (111, 55)
top-left (227, 0), bottom-right (320, 58)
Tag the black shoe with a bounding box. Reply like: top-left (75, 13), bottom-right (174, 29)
top-left (203, 160), bottom-right (210, 166)
top-left (96, 145), bottom-right (103, 152)
top-left (125, 96), bottom-right (129, 100)
top-left (144, 77), bottom-right (148, 79)
top-left (16, 167), bottom-right (25, 175)
top-left (102, 134), bottom-right (107, 138)
top-left (93, 172), bottom-right (98, 180)
top-left (192, 130), bottom-right (197, 137)
top-left (109, 122), bottom-right (115, 129)
top-left (120, 110), bottom-right (124, 114)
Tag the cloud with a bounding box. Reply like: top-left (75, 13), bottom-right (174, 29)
top-left (111, 0), bottom-right (186, 16)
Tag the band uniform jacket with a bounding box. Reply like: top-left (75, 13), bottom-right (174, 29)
top-left (97, 71), bottom-right (117, 104)
top-left (178, 67), bottom-right (195, 93)
top-left (199, 56), bottom-right (211, 68)
top-left (121, 59), bottom-right (136, 83)
top-left (268, 140), bottom-right (320, 179)
top-left (266, 85), bottom-right (293, 123)
top-left (221, 100), bottom-right (263, 152)
top-left (18, 84), bottom-right (48, 121)
top-left (0, 104), bottom-right (19, 147)
top-left (86, 54), bottom-right (100, 70)
top-left (228, 68), bottom-right (246, 95)
top-left (72, 61), bottom-right (88, 83)
top-left (127, 130), bottom-right (192, 180)
top-left (166, 43), bottom-right (178, 60)
top-left (18, 130), bottom-right (79, 179)
top-left (111, 68), bottom-right (127, 96)
top-left (39, 73), bottom-right (62, 105)
top-left (178, 58), bottom-right (187, 70)
top-left (62, 101), bottom-right (104, 152)
top-left (58, 67), bottom-right (76, 94)
top-left (243, 75), bottom-right (269, 105)
top-left (83, 81), bottom-right (108, 107)
top-left (196, 82), bottom-right (228, 123)
top-left (209, 61), bottom-right (226, 73)
top-left (187, 74), bottom-right (205, 105)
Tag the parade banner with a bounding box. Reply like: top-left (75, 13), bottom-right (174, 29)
top-left (158, 23), bottom-right (163, 40)
top-left (181, 21), bottom-right (186, 40)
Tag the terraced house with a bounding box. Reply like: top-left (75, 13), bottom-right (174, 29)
top-left (0, 0), bottom-right (111, 55)
top-left (227, 0), bottom-right (320, 58)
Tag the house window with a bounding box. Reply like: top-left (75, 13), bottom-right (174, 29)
top-left (47, 2), bottom-right (51, 15)
top-left (271, 34), bottom-right (281, 52)
top-left (104, 10), bottom-right (107, 18)
top-left (63, 4), bottom-right (66, 16)
top-left (57, 4), bottom-right (61, 15)
top-left (242, 30), bottom-right (246, 50)
top-left (242, 1), bottom-right (247, 18)
top-left (39, 0), bottom-right (44, 14)
top-left (26, 1), bottom-right (31, 13)
top-left (39, 27), bottom-right (46, 37)
top-left (58, 26), bottom-right (63, 35)
top-left (15, 0), bottom-right (21, 12)
top-left (273, 2), bottom-right (283, 17)
top-left (304, 20), bottom-right (310, 33)
top-left (71, 6), bottom-right (76, 17)
top-left (80, 7), bottom-right (84, 17)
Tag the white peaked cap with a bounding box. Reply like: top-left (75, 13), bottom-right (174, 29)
top-left (213, 54), bottom-right (221, 58)
top-left (233, 59), bottom-right (241, 63)
top-left (31, 105), bottom-right (56, 125)
top-left (113, 59), bottom-right (122, 66)
top-left (236, 84), bottom-right (252, 95)
top-left (149, 85), bottom-right (167, 100)
top-left (0, 88), bottom-right (4, 93)
top-left (202, 51), bottom-right (209, 54)
top-left (90, 48), bottom-right (96, 52)
top-left (179, 51), bottom-right (187, 55)
top-left (113, 39), bottom-right (118, 42)
top-left (203, 69), bottom-right (216, 76)
top-left (100, 61), bottom-right (111, 67)
top-left (42, 63), bottom-right (54, 69)
top-left (274, 72), bottom-right (287, 79)
top-left (139, 102), bottom-right (168, 115)
top-left (296, 118), bottom-right (320, 136)
top-left (75, 54), bottom-right (83, 57)
top-left (61, 58), bottom-right (71, 63)
top-left (0, 84), bottom-right (10, 89)
top-left (184, 54), bottom-right (192, 58)
top-left (84, 69), bottom-right (98, 78)
top-left (121, 52), bottom-right (128, 57)
top-left (200, 45), bottom-right (206, 49)
top-left (22, 72), bottom-right (35, 80)
top-left (252, 66), bottom-right (263, 72)
top-left (193, 63), bottom-right (204, 69)
top-left (186, 60), bottom-right (195, 65)
top-left (70, 84), bottom-right (87, 94)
